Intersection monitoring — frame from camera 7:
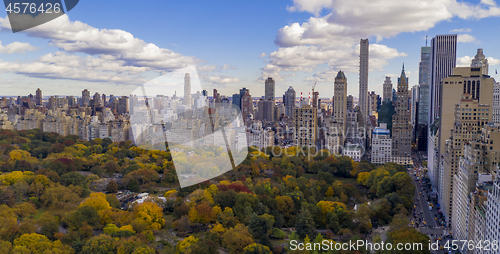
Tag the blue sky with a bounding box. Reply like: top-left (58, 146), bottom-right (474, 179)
top-left (1, 0), bottom-right (500, 99)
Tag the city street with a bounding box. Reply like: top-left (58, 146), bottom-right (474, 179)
top-left (410, 151), bottom-right (452, 254)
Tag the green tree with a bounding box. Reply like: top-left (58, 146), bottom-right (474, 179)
top-left (295, 208), bottom-right (315, 240)
top-left (127, 179), bottom-right (140, 192)
top-left (106, 180), bottom-right (118, 193)
top-left (81, 235), bottom-right (118, 254)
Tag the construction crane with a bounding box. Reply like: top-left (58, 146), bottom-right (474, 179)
top-left (312, 82), bottom-right (317, 94)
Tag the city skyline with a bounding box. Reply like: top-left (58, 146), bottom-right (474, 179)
top-left (0, 0), bottom-right (500, 98)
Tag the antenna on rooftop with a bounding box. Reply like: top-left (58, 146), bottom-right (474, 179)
top-left (425, 35), bottom-right (428, 47)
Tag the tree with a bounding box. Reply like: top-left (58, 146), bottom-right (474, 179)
top-left (173, 203), bottom-right (190, 220)
top-left (38, 212), bottom-right (59, 240)
top-left (127, 179), bottom-right (140, 192)
top-left (248, 213), bottom-right (272, 248)
top-left (106, 194), bottom-right (121, 209)
top-left (81, 235), bottom-right (118, 254)
top-left (295, 208), bottom-right (315, 240)
top-left (222, 224), bottom-right (254, 254)
top-left (79, 192), bottom-right (111, 211)
top-left (133, 202), bottom-right (165, 230)
top-left (243, 243), bottom-right (272, 254)
top-left (13, 233), bottom-right (73, 254)
top-left (188, 203), bottom-right (215, 224)
top-left (106, 180), bottom-right (118, 193)
top-left (60, 172), bottom-right (86, 187)
top-left (64, 205), bottom-right (101, 231)
top-left (173, 215), bottom-right (191, 233)
top-left (13, 202), bottom-right (37, 218)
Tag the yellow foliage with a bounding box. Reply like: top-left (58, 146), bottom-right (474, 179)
top-left (210, 223), bottom-right (226, 236)
top-left (325, 187), bottom-right (334, 198)
top-left (79, 192), bottom-right (111, 211)
top-left (133, 202), bottom-right (165, 230)
top-left (0, 171), bottom-right (33, 186)
top-left (164, 189), bottom-right (178, 198)
top-left (357, 172), bottom-right (370, 186)
top-left (316, 200), bottom-right (346, 215)
top-left (119, 225), bottom-right (135, 233)
top-left (177, 235), bottom-right (199, 254)
top-left (213, 206), bottom-right (222, 217)
top-left (219, 181), bottom-right (231, 185)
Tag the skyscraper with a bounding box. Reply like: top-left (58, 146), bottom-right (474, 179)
top-left (241, 90), bottom-right (253, 123)
top-left (383, 77), bottom-right (392, 103)
top-left (471, 48), bottom-right (488, 75)
top-left (293, 105), bottom-right (317, 147)
top-left (35, 88), bottom-right (42, 106)
top-left (265, 77), bottom-right (275, 102)
top-left (346, 95), bottom-right (353, 111)
top-left (82, 89), bottom-right (90, 106)
top-left (429, 34), bottom-right (457, 125)
top-left (184, 73), bottom-right (191, 106)
top-left (284, 86), bottom-right (295, 117)
top-left (333, 70), bottom-right (347, 142)
top-left (418, 46), bottom-right (431, 125)
top-left (391, 65), bottom-right (412, 165)
top-left (359, 39), bottom-right (369, 124)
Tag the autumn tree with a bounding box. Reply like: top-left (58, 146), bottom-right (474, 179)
top-left (81, 235), bottom-right (118, 254)
top-left (79, 192), bottom-right (111, 212)
top-left (38, 212), bottom-right (59, 240)
top-left (133, 202), bottom-right (165, 230)
top-left (243, 243), bottom-right (272, 254)
top-left (222, 224), bottom-right (254, 254)
top-left (188, 203), bottom-right (215, 224)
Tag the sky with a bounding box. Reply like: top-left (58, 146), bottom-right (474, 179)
top-left (1, 0), bottom-right (500, 99)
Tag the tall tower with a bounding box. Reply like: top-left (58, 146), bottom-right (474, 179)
top-left (383, 77), bottom-right (392, 103)
top-left (265, 77), bottom-right (275, 102)
top-left (35, 88), bottom-right (42, 106)
top-left (284, 86), bottom-right (296, 117)
top-left (241, 90), bottom-right (253, 123)
top-left (418, 46), bottom-right (431, 126)
top-left (392, 65), bottom-right (412, 165)
top-left (429, 34), bottom-right (457, 126)
top-left (359, 39), bottom-right (369, 124)
top-left (333, 70), bottom-right (348, 139)
top-left (82, 89), bottom-right (90, 106)
top-left (184, 73), bottom-right (191, 106)
top-left (471, 48), bottom-right (488, 75)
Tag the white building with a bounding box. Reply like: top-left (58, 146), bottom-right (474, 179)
top-left (484, 177), bottom-right (500, 253)
top-left (493, 82), bottom-right (500, 125)
top-left (343, 144), bottom-right (363, 162)
top-left (371, 125), bottom-right (392, 164)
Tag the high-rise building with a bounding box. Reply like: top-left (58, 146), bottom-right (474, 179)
top-left (241, 90), bottom-right (253, 122)
top-left (391, 65), bottom-right (412, 165)
top-left (257, 99), bottom-right (274, 122)
top-left (429, 34), bottom-right (457, 125)
top-left (485, 176), bottom-right (500, 250)
top-left (410, 85), bottom-right (419, 127)
top-left (213, 89), bottom-right (221, 104)
top-left (333, 70), bottom-right (347, 143)
top-left (93, 92), bottom-right (101, 108)
top-left (35, 88), bottom-right (42, 106)
top-left (293, 105), bottom-right (317, 147)
top-left (418, 46), bottom-right (431, 125)
top-left (494, 82), bottom-right (500, 125)
top-left (118, 96), bottom-right (129, 114)
top-left (102, 94), bottom-right (106, 107)
top-left (359, 39), bottom-right (369, 123)
top-left (383, 77), bottom-right (392, 103)
top-left (232, 94), bottom-right (240, 109)
top-left (184, 73), bottom-right (191, 106)
top-left (368, 91), bottom-right (379, 114)
top-left (471, 48), bottom-right (489, 75)
top-left (452, 123), bottom-right (499, 243)
top-left (82, 89), bottom-right (90, 106)
top-left (312, 92), bottom-right (319, 109)
top-left (284, 86), bottom-right (296, 117)
top-left (438, 66), bottom-right (494, 224)
top-left (371, 124), bottom-right (392, 164)
top-left (265, 77), bottom-right (275, 102)
top-left (346, 95), bottom-right (353, 111)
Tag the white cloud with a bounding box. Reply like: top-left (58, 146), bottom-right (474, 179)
top-left (262, 0), bottom-right (500, 81)
top-left (457, 34), bottom-right (478, 43)
top-left (205, 75), bottom-right (241, 84)
top-left (0, 15), bottom-right (200, 72)
top-left (220, 64), bottom-right (236, 70)
top-left (449, 28), bottom-right (472, 33)
top-left (457, 56), bottom-right (472, 67)
top-left (0, 41), bottom-right (39, 54)
top-left (481, 0), bottom-right (496, 6)
top-left (488, 57), bottom-right (500, 66)
top-left (0, 51), bottom-right (147, 84)
top-left (259, 53), bottom-right (267, 58)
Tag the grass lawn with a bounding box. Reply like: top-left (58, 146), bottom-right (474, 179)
top-left (164, 214), bottom-right (175, 229)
